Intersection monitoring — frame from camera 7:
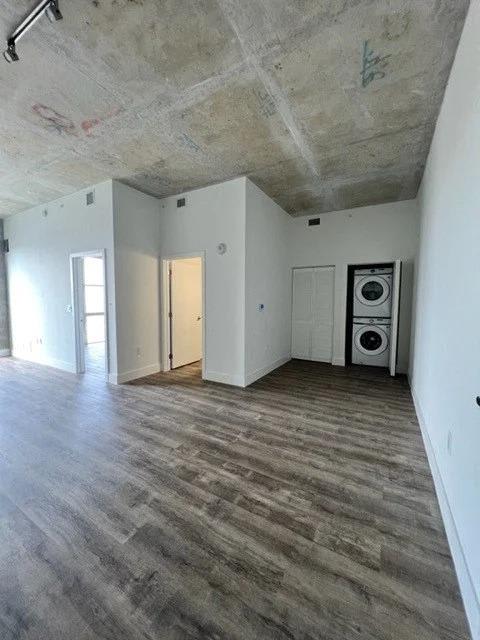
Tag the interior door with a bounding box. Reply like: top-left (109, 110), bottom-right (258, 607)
top-left (389, 259), bottom-right (402, 376)
top-left (292, 266), bottom-right (334, 362)
top-left (170, 258), bottom-right (202, 369)
top-left (292, 268), bottom-right (314, 359)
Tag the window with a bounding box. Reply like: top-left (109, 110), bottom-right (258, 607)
top-left (83, 257), bottom-right (105, 344)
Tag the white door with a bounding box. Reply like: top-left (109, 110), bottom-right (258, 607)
top-left (389, 259), bottom-right (402, 376)
top-left (170, 257), bottom-right (203, 369)
top-left (311, 267), bottom-right (335, 361)
top-left (292, 266), bottom-right (334, 362)
top-left (292, 268), bottom-right (314, 359)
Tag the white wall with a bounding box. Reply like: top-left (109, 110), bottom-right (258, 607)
top-left (245, 179), bottom-right (292, 384)
top-left (410, 4), bottom-right (480, 637)
top-left (290, 200), bottom-right (419, 372)
top-left (112, 181), bottom-right (161, 383)
top-left (159, 178), bottom-right (246, 386)
top-left (4, 181), bottom-right (118, 374)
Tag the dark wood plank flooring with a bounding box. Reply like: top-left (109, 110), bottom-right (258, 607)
top-left (85, 342), bottom-right (105, 379)
top-left (0, 357), bottom-right (470, 640)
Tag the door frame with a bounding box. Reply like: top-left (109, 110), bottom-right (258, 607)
top-left (389, 259), bottom-right (402, 377)
top-left (291, 264), bottom-right (335, 364)
top-left (345, 258), bottom-right (402, 374)
top-left (70, 249), bottom-right (109, 379)
top-left (160, 251), bottom-right (206, 378)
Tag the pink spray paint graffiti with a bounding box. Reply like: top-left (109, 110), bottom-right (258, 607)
top-left (32, 103), bottom-right (77, 136)
top-left (32, 103), bottom-right (121, 138)
top-left (81, 108), bottom-right (120, 137)
top-left (81, 118), bottom-right (101, 136)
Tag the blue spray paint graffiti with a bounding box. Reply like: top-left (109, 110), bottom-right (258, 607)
top-left (361, 41), bottom-right (391, 88)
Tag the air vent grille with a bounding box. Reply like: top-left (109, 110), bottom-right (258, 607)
top-left (308, 217), bottom-right (320, 226)
top-left (177, 197), bottom-right (186, 208)
top-left (86, 191), bottom-right (95, 206)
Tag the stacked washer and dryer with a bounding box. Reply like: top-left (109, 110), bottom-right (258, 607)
top-left (352, 267), bottom-right (393, 367)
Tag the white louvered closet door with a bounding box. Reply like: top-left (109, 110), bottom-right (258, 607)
top-left (292, 266), bottom-right (334, 363)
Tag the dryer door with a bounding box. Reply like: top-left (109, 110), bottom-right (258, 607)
top-left (355, 275), bottom-right (390, 307)
top-left (355, 325), bottom-right (389, 356)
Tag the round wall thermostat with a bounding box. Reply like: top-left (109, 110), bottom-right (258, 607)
top-left (217, 242), bottom-right (227, 255)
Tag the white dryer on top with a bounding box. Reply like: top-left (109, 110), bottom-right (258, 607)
top-left (353, 267), bottom-right (393, 318)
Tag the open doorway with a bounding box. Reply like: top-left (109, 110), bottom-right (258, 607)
top-left (161, 254), bottom-right (204, 378)
top-left (71, 250), bottom-right (108, 379)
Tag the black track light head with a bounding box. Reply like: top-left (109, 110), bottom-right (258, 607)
top-left (3, 0), bottom-right (63, 63)
top-left (45, 1), bottom-right (63, 23)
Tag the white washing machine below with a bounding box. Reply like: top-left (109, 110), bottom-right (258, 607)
top-left (352, 317), bottom-right (391, 367)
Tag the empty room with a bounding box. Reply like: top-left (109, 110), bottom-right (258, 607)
top-left (0, 1), bottom-right (478, 639)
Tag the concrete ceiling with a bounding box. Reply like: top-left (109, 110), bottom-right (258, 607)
top-left (0, 0), bottom-right (469, 217)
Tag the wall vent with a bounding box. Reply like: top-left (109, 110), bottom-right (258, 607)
top-left (2, 239), bottom-right (9, 253)
top-left (86, 191), bottom-right (95, 206)
top-left (177, 197), bottom-right (186, 208)
top-left (308, 217), bottom-right (320, 226)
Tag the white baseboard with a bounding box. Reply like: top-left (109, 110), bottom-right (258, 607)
top-left (12, 350), bottom-right (76, 373)
top-left (411, 388), bottom-right (480, 640)
top-left (204, 370), bottom-right (246, 387)
top-left (244, 356), bottom-right (291, 387)
top-left (109, 362), bottom-right (161, 385)
top-left (0, 348), bottom-right (11, 357)
top-left (330, 357), bottom-right (407, 371)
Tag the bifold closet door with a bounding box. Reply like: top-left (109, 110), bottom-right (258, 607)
top-left (292, 266), bottom-right (334, 362)
top-left (292, 268), bottom-right (314, 359)
top-left (311, 266), bottom-right (335, 361)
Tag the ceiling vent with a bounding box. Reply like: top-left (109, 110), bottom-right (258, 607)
top-left (308, 217), bottom-right (320, 226)
top-left (86, 191), bottom-right (95, 206)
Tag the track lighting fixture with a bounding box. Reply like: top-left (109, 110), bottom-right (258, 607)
top-left (3, 0), bottom-right (63, 63)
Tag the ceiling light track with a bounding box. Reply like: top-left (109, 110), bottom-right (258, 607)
top-left (4, 0), bottom-right (63, 63)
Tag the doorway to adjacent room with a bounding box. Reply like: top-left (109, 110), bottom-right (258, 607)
top-left (161, 254), bottom-right (204, 378)
top-left (71, 250), bottom-right (108, 379)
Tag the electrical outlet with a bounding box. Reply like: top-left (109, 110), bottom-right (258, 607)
top-left (136, 347), bottom-right (141, 358)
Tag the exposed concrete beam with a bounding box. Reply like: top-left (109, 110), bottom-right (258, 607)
top-left (0, 220), bottom-right (10, 354)
top-left (216, 0), bottom-right (320, 179)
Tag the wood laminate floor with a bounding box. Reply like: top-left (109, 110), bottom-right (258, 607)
top-left (0, 358), bottom-right (470, 640)
top-left (85, 342), bottom-right (106, 379)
